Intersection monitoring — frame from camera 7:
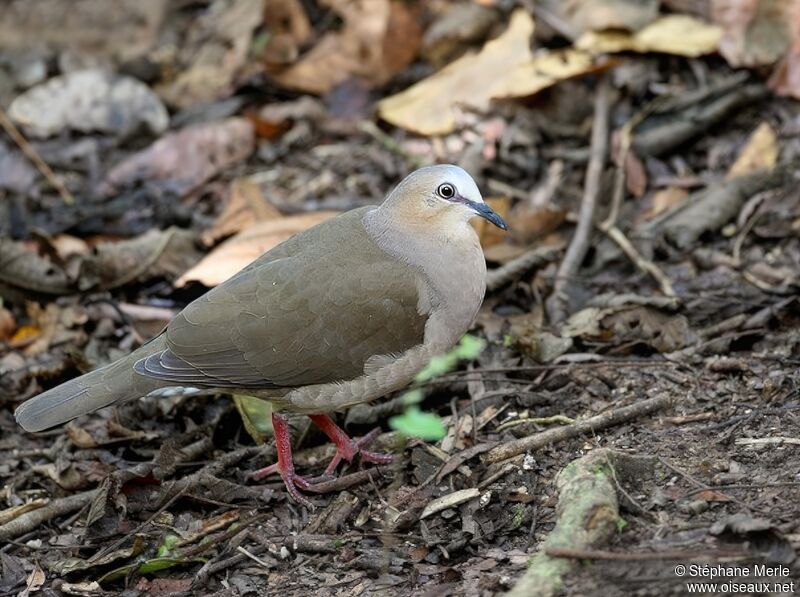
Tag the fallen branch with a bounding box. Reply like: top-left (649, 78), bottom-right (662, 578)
top-left (507, 449), bottom-right (655, 597)
top-left (603, 225), bottom-right (675, 296)
top-left (0, 436), bottom-right (223, 542)
top-left (486, 245), bottom-right (562, 292)
top-left (0, 491), bottom-right (94, 542)
top-left (546, 74), bottom-right (610, 324)
top-left (485, 393), bottom-right (673, 464)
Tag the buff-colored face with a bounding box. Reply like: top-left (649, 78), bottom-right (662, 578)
top-left (387, 165), bottom-right (508, 230)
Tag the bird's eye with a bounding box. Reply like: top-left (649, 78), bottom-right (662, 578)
top-left (437, 183), bottom-right (456, 199)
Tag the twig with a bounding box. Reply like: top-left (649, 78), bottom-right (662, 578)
top-left (486, 245), bottom-right (563, 291)
top-left (506, 449), bottom-right (623, 597)
top-left (0, 491), bottom-right (95, 542)
top-left (547, 75), bottom-right (611, 324)
top-left (545, 547), bottom-right (749, 561)
top-left (0, 106), bottom-right (75, 204)
top-left (236, 545), bottom-right (273, 568)
top-left (603, 225), bottom-right (675, 296)
top-left (485, 393), bottom-right (673, 464)
top-left (305, 468), bottom-right (386, 494)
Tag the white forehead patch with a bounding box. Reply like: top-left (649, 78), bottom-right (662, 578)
top-left (428, 164), bottom-right (484, 204)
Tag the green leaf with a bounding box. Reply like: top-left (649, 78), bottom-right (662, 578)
top-left (389, 406), bottom-right (447, 440)
top-left (401, 388), bottom-right (424, 406)
top-left (157, 534), bottom-right (181, 558)
top-left (453, 334), bottom-right (486, 359)
top-left (233, 395), bottom-right (273, 444)
top-left (137, 558), bottom-right (193, 575)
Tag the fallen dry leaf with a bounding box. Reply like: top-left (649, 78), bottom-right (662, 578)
top-left (727, 122), bottom-right (779, 178)
top-left (177, 211), bottom-right (338, 287)
top-left (83, 228), bottom-right (203, 290)
top-left (9, 69), bottom-right (168, 138)
top-left (541, 0), bottom-right (659, 34)
top-left (263, 0), bottom-right (312, 65)
top-left (0, 0), bottom-right (166, 61)
top-left (767, 0), bottom-right (800, 98)
top-left (379, 10), bottom-right (599, 135)
top-left (576, 14), bottom-right (722, 57)
top-left (712, 0), bottom-right (794, 67)
top-left (645, 186), bottom-right (689, 220)
top-left (270, 0), bottom-right (422, 94)
top-left (693, 489), bottom-right (734, 502)
top-left (100, 118), bottom-right (255, 197)
top-left (508, 205), bottom-right (568, 243)
top-left (202, 178), bottom-right (282, 246)
top-left (158, 0), bottom-right (264, 108)
top-left (18, 564), bottom-right (45, 597)
top-left (422, 2), bottom-right (499, 65)
top-left (0, 306), bottom-right (16, 341)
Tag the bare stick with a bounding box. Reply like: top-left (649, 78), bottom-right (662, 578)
top-left (0, 106), bottom-right (75, 205)
top-left (486, 245), bottom-right (562, 291)
top-left (604, 225), bottom-right (675, 296)
top-left (0, 491), bottom-right (94, 542)
top-left (546, 75), bottom-right (611, 323)
top-left (545, 546), bottom-right (749, 561)
top-left (485, 393), bottom-right (673, 464)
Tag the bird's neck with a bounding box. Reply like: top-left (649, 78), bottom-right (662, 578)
top-left (363, 207), bottom-right (486, 352)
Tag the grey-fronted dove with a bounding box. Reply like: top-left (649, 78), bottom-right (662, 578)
top-left (15, 165), bottom-right (507, 505)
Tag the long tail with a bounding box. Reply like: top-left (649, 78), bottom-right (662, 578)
top-left (15, 335), bottom-right (168, 432)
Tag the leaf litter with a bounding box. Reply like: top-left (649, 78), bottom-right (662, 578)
top-left (1, 1), bottom-right (800, 595)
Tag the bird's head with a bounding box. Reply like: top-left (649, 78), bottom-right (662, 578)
top-left (384, 165), bottom-right (508, 232)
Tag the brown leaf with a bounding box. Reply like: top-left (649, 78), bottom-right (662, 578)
top-left (262, 0), bottom-right (312, 65)
top-left (202, 178), bottom-right (282, 246)
top-left (270, 0), bottom-right (422, 94)
top-left (177, 211), bottom-right (339, 287)
top-left (67, 424), bottom-right (98, 449)
top-left (645, 186), bottom-right (688, 220)
top-left (158, 0), bottom-right (265, 108)
top-left (624, 151), bottom-right (648, 197)
top-left (576, 14), bottom-right (722, 57)
top-left (712, 0), bottom-right (794, 67)
top-left (422, 3), bottom-right (499, 65)
top-left (100, 118), bottom-right (255, 197)
top-left (379, 10), bottom-right (600, 135)
top-left (83, 228), bottom-right (204, 290)
top-left (508, 206), bottom-right (568, 243)
top-left (694, 489), bottom-right (734, 502)
top-left (727, 122), bottom-right (779, 178)
top-left (0, 306), bottom-right (16, 341)
top-left (10, 70), bottom-right (168, 138)
top-left (541, 0), bottom-right (659, 34)
top-left (0, 0), bottom-right (166, 61)
top-left (767, 0), bottom-right (800, 98)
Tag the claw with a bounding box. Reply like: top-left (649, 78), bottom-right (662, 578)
top-left (308, 414), bottom-right (394, 476)
top-left (253, 413), bottom-right (315, 508)
top-left (252, 413), bottom-right (393, 507)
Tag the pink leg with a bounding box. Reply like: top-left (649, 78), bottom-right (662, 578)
top-left (308, 414), bottom-right (394, 477)
top-left (252, 413), bottom-right (313, 508)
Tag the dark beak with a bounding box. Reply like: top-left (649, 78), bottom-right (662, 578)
top-left (470, 201), bottom-right (508, 230)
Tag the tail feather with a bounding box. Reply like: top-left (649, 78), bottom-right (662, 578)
top-left (15, 335), bottom-right (168, 432)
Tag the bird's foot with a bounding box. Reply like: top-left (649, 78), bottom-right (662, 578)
top-left (308, 415), bottom-right (394, 477)
top-left (252, 413), bottom-right (392, 507)
top-left (251, 413), bottom-right (316, 508)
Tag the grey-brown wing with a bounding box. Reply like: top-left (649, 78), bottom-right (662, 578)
top-left (134, 209), bottom-right (427, 388)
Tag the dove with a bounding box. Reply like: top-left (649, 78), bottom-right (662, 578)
top-left (15, 164), bottom-right (507, 506)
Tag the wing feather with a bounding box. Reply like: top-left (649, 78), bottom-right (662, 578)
top-left (135, 208), bottom-right (426, 389)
